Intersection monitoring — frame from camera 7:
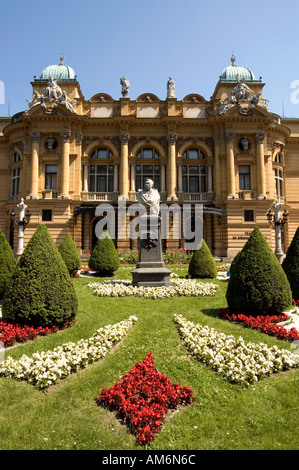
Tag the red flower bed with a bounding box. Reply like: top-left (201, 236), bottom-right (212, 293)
top-left (292, 299), bottom-right (299, 307)
top-left (0, 319), bottom-right (71, 347)
top-left (219, 307), bottom-right (299, 342)
top-left (97, 352), bottom-right (194, 446)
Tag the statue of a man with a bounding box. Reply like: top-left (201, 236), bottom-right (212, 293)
top-left (138, 178), bottom-right (160, 215)
top-left (167, 76), bottom-right (175, 98)
top-left (120, 76), bottom-right (130, 97)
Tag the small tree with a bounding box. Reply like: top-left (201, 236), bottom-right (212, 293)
top-left (0, 228), bottom-right (16, 299)
top-left (226, 226), bottom-right (292, 316)
top-left (88, 230), bottom-right (119, 276)
top-left (188, 239), bottom-right (217, 279)
top-left (2, 224), bottom-right (78, 328)
top-left (282, 226), bottom-right (299, 300)
top-left (58, 234), bottom-right (81, 277)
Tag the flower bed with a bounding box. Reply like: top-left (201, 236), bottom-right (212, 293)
top-left (0, 320), bottom-right (71, 348)
top-left (218, 308), bottom-right (299, 342)
top-left (97, 352), bottom-right (194, 446)
top-left (88, 278), bottom-right (218, 299)
top-left (0, 316), bottom-right (137, 390)
top-left (174, 314), bottom-right (299, 387)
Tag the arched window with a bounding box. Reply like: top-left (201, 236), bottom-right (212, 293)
top-left (182, 148), bottom-right (206, 193)
top-left (91, 148), bottom-right (113, 159)
top-left (137, 148), bottom-right (159, 159)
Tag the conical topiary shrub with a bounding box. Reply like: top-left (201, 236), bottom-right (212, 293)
top-left (88, 230), bottom-right (120, 276)
top-left (0, 227), bottom-right (16, 299)
top-left (58, 234), bottom-right (81, 277)
top-left (188, 239), bottom-right (217, 279)
top-left (282, 226), bottom-right (299, 300)
top-left (2, 224), bottom-right (78, 328)
top-left (226, 226), bottom-right (292, 316)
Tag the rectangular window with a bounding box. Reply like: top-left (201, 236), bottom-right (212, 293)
top-left (239, 165), bottom-right (251, 190)
top-left (42, 209), bottom-right (52, 222)
top-left (244, 210), bottom-right (254, 222)
top-left (11, 168), bottom-right (20, 196)
top-left (45, 164), bottom-right (57, 190)
top-left (274, 168), bottom-right (284, 197)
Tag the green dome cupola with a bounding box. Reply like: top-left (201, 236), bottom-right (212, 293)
top-left (39, 54), bottom-right (76, 81)
top-left (220, 55), bottom-right (256, 82)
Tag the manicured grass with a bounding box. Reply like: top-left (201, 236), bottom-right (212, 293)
top-left (0, 264), bottom-right (298, 450)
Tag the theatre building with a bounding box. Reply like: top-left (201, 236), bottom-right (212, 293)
top-left (0, 54), bottom-right (298, 260)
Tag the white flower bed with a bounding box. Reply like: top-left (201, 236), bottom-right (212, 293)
top-left (0, 316), bottom-right (137, 390)
top-left (174, 314), bottom-right (299, 387)
top-left (88, 278), bottom-right (218, 299)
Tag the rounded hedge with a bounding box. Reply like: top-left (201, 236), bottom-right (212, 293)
top-left (188, 239), bottom-right (217, 279)
top-left (282, 226), bottom-right (299, 300)
top-left (0, 228), bottom-right (16, 299)
top-left (58, 234), bottom-right (81, 277)
top-left (2, 224), bottom-right (78, 328)
top-left (226, 226), bottom-right (292, 316)
top-left (88, 231), bottom-right (120, 276)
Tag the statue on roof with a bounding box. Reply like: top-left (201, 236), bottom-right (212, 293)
top-left (44, 77), bottom-right (63, 102)
top-left (233, 78), bottom-right (253, 101)
top-left (120, 76), bottom-right (130, 97)
top-left (167, 76), bottom-right (175, 98)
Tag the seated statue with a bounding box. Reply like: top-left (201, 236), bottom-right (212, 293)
top-left (138, 178), bottom-right (160, 216)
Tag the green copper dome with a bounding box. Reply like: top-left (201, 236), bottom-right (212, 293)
top-left (220, 55), bottom-right (256, 82)
top-left (39, 54), bottom-right (76, 81)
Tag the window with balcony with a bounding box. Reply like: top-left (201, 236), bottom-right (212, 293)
top-left (182, 165), bottom-right (206, 193)
top-left (89, 165), bottom-right (114, 192)
top-left (136, 164), bottom-right (160, 190)
top-left (239, 165), bottom-right (251, 190)
top-left (45, 164), bottom-right (57, 190)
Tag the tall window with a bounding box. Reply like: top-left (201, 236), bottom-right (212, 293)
top-left (136, 164), bottom-right (160, 190)
top-left (90, 165), bottom-right (114, 192)
top-left (182, 148), bottom-right (206, 192)
top-left (239, 165), bottom-right (251, 190)
top-left (182, 165), bottom-right (206, 192)
top-left (274, 168), bottom-right (284, 198)
top-left (11, 168), bottom-right (20, 198)
top-left (45, 164), bottom-right (57, 189)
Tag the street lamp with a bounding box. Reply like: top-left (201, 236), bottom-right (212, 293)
top-left (10, 198), bottom-right (31, 259)
top-left (266, 200), bottom-right (289, 263)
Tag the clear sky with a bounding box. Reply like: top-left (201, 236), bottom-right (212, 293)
top-left (1, 0), bottom-right (299, 118)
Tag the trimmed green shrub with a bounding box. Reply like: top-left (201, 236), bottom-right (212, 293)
top-left (88, 230), bottom-right (120, 276)
top-left (2, 224), bottom-right (78, 328)
top-left (282, 226), bottom-right (299, 300)
top-left (226, 226), bottom-right (292, 316)
top-left (0, 228), bottom-right (16, 299)
top-left (58, 234), bottom-right (81, 277)
top-left (188, 239), bottom-right (217, 279)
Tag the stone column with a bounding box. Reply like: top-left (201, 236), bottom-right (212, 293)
top-left (130, 161), bottom-right (136, 192)
top-left (177, 162), bottom-right (183, 192)
top-left (82, 161), bottom-right (89, 192)
top-left (59, 130), bottom-right (71, 199)
top-left (167, 133), bottom-right (177, 200)
top-left (113, 161), bottom-right (119, 193)
top-left (256, 132), bottom-right (267, 199)
top-left (28, 131), bottom-right (40, 199)
top-left (119, 133), bottom-right (130, 198)
top-left (225, 131), bottom-right (236, 199)
top-left (207, 162), bottom-right (213, 193)
top-left (213, 134), bottom-right (222, 200)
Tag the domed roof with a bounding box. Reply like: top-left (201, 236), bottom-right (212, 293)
top-left (39, 54), bottom-right (76, 81)
top-left (220, 55), bottom-right (256, 82)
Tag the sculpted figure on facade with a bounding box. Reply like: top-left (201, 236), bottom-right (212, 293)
top-left (138, 178), bottom-right (160, 216)
top-left (233, 78), bottom-right (252, 101)
top-left (27, 77), bottom-right (76, 114)
top-left (167, 76), bottom-right (175, 98)
top-left (27, 90), bottom-right (45, 109)
top-left (44, 77), bottom-right (63, 102)
top-left (120, 76), bottom-right (130, 97)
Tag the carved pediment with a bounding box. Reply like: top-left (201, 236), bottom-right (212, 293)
top-left (90, 93), bottom-right (114, 103)
top-left (136, 93), bottom-right (160, 103)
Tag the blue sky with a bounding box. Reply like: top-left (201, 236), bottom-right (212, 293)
top-left (1, 0), bottom-right (299, 117)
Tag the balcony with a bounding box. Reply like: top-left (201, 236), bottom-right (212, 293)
top-left (81, 191), bottom-right (116, 202)
top-left (42, 189), bottom-right (58, 199)
top-left (238, 190), bottom-right (254, 200)
top-left (180, 192), bottom-right (213, 202)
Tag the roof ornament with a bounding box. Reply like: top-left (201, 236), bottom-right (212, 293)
top-left (231, 53), bottom-right (236, 66)
top-left (59, 53), bottom-right (65, 66)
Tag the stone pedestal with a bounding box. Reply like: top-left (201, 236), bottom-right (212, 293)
top-left (131, 213), bottom-right (171, 287)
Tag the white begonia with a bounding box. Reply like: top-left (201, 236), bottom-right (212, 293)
top-left (88, 279), bottom-right (218, 299)
top-left (174, 314), bottom-right (299, 387)
top-left (0, 316), bottom-right (137, 390)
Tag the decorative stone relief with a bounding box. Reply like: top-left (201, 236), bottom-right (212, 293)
top-left (27, 77), bottom-right (77, 115)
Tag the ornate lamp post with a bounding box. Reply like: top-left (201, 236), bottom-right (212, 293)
top-left (10, 198), bottom-right (31, 259)
top-left (266, 200), bottom-right (289, 263)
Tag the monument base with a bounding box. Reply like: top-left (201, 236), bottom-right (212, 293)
top-left (131, 213), bottom-right (172, 287)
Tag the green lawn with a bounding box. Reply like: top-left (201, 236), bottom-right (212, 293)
top-left (0, 264), bottom-right (298, 450)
